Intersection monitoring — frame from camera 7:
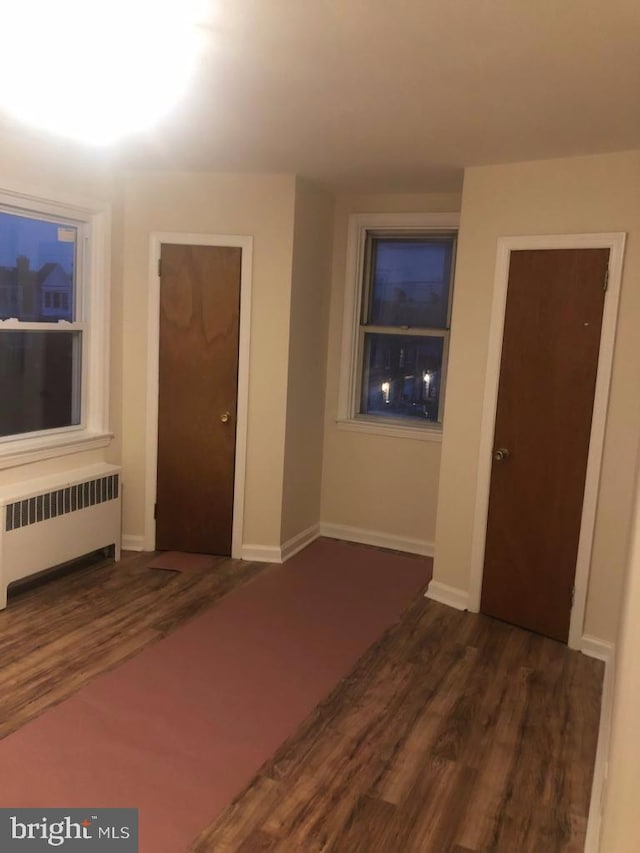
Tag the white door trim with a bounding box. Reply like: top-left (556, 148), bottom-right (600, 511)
top-left (468, 232), bottom-right (626, 649)
top-left (145, 232), bottom-right (253, 559)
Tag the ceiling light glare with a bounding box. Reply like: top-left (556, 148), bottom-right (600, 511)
top-left (0, 0), bottom-right (206, 145)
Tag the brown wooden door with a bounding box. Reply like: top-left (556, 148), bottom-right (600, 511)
top-left (156, 244), bottom-right (241, 555)
top-left (481, 248), bottom-right (608, 642)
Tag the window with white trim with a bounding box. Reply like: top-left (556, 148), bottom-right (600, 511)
top-left (338, 212), bottom-right (459, 440)
top-left (0, 187), bottom-right (111, 467)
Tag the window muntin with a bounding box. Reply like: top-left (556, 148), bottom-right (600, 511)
top-left (356, 231), bottom-right (456, 426)
top-left (0, 206), bottom-right (87, 442)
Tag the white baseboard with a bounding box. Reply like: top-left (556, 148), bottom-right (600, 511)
top-left (581, 634), bottom-right (615, 663)
top-left (425, 579), bottom-right (469, 611)
top-left (241, 524), bottom-right (320, 564)
top-left (281, 524), bottom-right (320, 562)
top-left (319, 522), bottom-right (434, 557)
top-left (121, 535), bottom-right (145, 552)
top-left (240, 544), bottom-right (282, 563)
top-left (584, 640), bottom-right (616, 853)
top-left (242, 522), bottom-right (428, 565)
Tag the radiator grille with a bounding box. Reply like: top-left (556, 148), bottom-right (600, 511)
top-left (5, 474), bottom-right (119, 533)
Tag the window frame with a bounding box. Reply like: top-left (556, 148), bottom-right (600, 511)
top-left (0, 182), bottom-right (112, 469)
top-left (337, 212), bottom-right (459, 442)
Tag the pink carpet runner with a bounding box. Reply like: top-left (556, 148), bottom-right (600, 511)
top-left (0, 538), bottom-right (429, 852)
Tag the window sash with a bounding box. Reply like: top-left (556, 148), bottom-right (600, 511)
top-left (358, 324), bottom-right (448, 338)
top-left (0, 323), bottom-right (88, 442)
top-left (0, 186), bottom-right (107, 456)
top-left (0, 205), bottom-right (86, 324)
top-left (355, 328), bottom-right (450, 425)
top-left (0, 323), bottom-right (84, 444)
top-left (337, 212), bottom-right (460, 437)
top-left (0, 320), bottom-right (85, 331)
top-left (0, 223), bottom-right (88, 440)
top-left (360, 231), bottom-right (456, 332)
top-left (355, 231), bottom-right (456, 425)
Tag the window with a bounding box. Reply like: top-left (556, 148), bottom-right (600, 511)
top-left (338, 212), bottom-right (459, 440)
top-left (0, 185), bottom-right (111, 468)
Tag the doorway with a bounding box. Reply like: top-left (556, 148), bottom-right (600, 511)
top-left (145, 233), bottom-right (253, 559)
top-left (480, 248), bottom-right (607, 642)
top-left (469, 233), bottom-right (625, 649)
top-left (156, 244), bottom-right (241, 554)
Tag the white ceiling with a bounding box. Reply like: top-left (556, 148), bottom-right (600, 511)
top-left (10, 1), bottom-right (640, 192)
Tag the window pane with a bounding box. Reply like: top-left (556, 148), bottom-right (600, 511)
top-left (0, 211), bottom-right (76, 322)
top-left (361, 333), bottom-right (444, 422)
top-left (0, 331), bottom-right (81, 437)
top-left (367, 238), bottom-right (453, 328)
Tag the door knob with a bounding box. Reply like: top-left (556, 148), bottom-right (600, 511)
top-left (493, 447), bottom-right (510, 462)
top-left (220, 412), bottom-right (231, 424)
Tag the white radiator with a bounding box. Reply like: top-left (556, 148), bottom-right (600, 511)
top-left (0, 463), bottom-right (122, 609)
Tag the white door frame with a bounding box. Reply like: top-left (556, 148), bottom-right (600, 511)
top-left (144, 232), bottom-right (253, 559)
top-left (468, 232), bottom-right (626, 650)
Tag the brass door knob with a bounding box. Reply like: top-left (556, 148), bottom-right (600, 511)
top-left (220, 412), bottom-right (231, 424)
top-left (493, 447), bottom-right (510, 462)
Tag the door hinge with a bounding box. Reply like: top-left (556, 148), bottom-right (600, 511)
top-left (154, 502), bottom-right (158, 520)
top-left (157, 258), bottom-right (162, 278)
top-left (603, 267), bottom-right (609, 292)
top-left (570, 587), bottom-right (575, 607)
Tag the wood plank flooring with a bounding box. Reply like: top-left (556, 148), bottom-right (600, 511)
top-left (0, 549), bottom-right (603, 852)
top-left (0, 550), bottom-right (263, 739)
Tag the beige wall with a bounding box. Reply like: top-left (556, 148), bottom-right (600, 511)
top-left (280, 179), bottom-right (334, 543)
top-left (434, 150), bottom-right (640, 643)
top-left (0, 129), bottom-right (117, 207)
top-left (0, 130), bottom-right (122, 489)
top-left (120, 172), bottom-right (297, 549)
top-left (321, 192), bottom-right (462, 546)
top-left (600, 458), bottom-right (640, 853)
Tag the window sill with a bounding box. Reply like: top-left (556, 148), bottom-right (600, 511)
top-left (0, 431), bottom-right (114, 471)
top-left (336, 417), bottom-right (443, 443)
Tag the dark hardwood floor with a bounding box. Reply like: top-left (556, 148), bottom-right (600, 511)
top-left (0, 549), bottom-right (603, 852)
